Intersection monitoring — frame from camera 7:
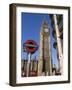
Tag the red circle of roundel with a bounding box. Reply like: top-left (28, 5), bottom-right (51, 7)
top-left (24, 40), bottom-right (38, 54)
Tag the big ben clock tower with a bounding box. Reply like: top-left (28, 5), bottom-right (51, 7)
top-left (38, 19), bottom-right (52, 76)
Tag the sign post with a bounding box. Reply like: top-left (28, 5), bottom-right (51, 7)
top-left (23, 40), bottom-right (38, 77)
top-left (26, 53), bottom-right (31, 77)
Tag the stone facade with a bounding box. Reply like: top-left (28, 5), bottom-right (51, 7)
top-left (38, 19), bottom-right (52, 76)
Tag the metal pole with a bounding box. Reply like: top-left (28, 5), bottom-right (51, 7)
top-left (53, 15), bottom-right (63, 75)
top-left (26, 53), bottom-right (31, 77)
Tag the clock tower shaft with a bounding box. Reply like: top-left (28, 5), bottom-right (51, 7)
top-left (38, 19), bottom-right (52, 76)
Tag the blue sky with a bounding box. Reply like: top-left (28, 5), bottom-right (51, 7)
top-left (21, 12), bottom-right (58, 66)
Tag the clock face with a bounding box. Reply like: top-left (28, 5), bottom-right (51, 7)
top-left (44, 28), bottom-right (49, 32)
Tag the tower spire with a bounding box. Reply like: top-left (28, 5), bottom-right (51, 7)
top-left (42, 17), bottom-right (48, 26)
top-left (38, 17), bottom-right (52, 76)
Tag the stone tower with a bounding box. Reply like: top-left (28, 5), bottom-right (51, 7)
top-left (38, 19), bottom-right (52, 76)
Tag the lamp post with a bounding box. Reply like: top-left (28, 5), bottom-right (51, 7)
top-left (53, 15), bottom-right (63, 75)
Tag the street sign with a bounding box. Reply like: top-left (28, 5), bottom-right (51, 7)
top-left (23, 40), bottom-right (38, 77)
top-left (23, 40), bottom-right (38, 54)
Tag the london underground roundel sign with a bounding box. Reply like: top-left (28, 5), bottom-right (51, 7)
top-left (23, 40), bottom-right (38, 54)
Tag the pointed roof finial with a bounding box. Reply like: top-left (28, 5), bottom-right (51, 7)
top-left (42, 17), bottom-right (48, 26)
